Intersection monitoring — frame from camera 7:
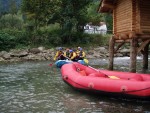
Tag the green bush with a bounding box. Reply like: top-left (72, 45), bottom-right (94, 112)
top-left (0, 32), bottom-right (16, 51)
top-left (77, 34), bottom-right (111, 46)
top-left (0, 14), bottom-right (23, 30)
top-left (0, 23), bottom-right (111, 51)
top-left (0, 29), bottom-right (32, 51)
top-left (89, 34), bottom-right (110, 46)
top-left (48, 29), bottom-right (62, 46)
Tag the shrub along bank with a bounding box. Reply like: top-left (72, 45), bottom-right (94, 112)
top-left (0, 28), bottom-right (111, 51)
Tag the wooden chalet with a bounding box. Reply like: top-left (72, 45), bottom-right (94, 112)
top-left (98, 0), bottom-right (150, 72)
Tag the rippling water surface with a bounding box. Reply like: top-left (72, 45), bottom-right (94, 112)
top-left (0, 58), bottom-right (150, 113)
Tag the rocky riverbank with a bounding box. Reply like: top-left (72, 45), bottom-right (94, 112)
top-left (0, 46), bottom-right (130, 62)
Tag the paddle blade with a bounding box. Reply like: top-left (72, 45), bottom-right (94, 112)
top-left (84, 58), bottom-right (89, 64)
top-left (49, 63), bottom-right (53, 67)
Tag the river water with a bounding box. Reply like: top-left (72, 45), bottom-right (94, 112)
top-left (0, 57), bottom-right (150, 113)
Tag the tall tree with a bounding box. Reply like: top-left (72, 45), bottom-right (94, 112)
top-left (9, 0), bottom-right (18, 28)
top-left (22, 0), bottom-right (61, 29)
top-left (54, 0), bottom-right (92, 43)
top-left (86, 1), bottom-right (104, 25)
top-left (0, 1), bottom-right (2, 17)
top-left (59, 0), bottom-right (92, 31)
top-left (21, 0), bottom-right (92, 43)
top-left (9, 0), bottom-right (18, 15)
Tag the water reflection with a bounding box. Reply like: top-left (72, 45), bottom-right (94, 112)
top-left (0, 59), bottom-right (150, 113)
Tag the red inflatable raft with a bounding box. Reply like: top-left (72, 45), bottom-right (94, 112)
top-left (61, 62), bottom-right (150, 99)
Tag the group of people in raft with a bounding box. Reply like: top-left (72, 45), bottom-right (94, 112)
top-left (53, 47), bottom-right (87, 63)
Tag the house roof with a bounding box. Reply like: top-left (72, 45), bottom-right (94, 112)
top-left (98, 0), bottom-right (116, 13)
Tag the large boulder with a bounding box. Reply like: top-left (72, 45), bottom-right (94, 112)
top-left (22, 54), bottom-right (43, 61)
top-left (0, 57), bottom-right (5, 61)
top-left (3, 53), bottom-right (11, 60)
top-left (0, 51), bottom-right (11, 59)
top-left (10, 50), bottom-right (29, 57)
top-left (38, 46), bottom-right (45, 51)
top-left (94, 47), bottom-right (108, 54)
top-left (0, 51), bottom-right (8, 57)
top-left (29, 48), bottom-right (41, 54)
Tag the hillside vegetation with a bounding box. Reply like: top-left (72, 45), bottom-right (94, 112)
top-left (0, 0), bottom-right (112, 51)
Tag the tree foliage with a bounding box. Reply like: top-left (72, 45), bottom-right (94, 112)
top-left (0, 0), bottom-right (113, 51)
top-left (56, 0), bottom-right (93, 43)
top-left (59, 0), bottom-right (92, 28)
top-left (86, 1), bottom-right (104, 25)
top-left (9, 0), bottom-right (18, 15)
top-left (0, 0), bottom-right (22, 30)
top-left (21, 0), bottom-right (93, 43)
top-left (22, 0), bottom-right (61, 28)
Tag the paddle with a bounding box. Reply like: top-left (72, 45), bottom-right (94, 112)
top-left (83, 58), bottom-right (89, 64)
top-left (49, 57), bottom-right (71, 69)
top-left (59, 54), bottom-right (71, 60)
top-left (64, 56), bottom-right (70, 60)
top-left (87, 65), bottom-right (120, 79)
top-left (88, 65), bottom-right (106, 74)
top-left (49, 63), bottom-right (53, 67)
top-left (49, 54), bottom-right (68, 67)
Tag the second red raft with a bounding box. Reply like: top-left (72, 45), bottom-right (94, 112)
top-left (61, 62), bottom-right (150, 99)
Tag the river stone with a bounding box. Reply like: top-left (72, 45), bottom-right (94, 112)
top-left (0, 51), bottom-right (8, 57)
top-left (22, 54), bottom-right (42, 60)
top-left (0, 57), bottom-right (5, 61)
top-left (29, 48), bottom-right (41, 54)
top-left (3, 53), bottom-right (11, 60)
top-left (120, 49), bottom-right (130, 53)
top-left (38, 46), bottom-right (45, 51)
top-left (10, 51), bottom-right (28, 57)
top-left (115, 53), bottom-right (124, 57)
top-left (87, 50), bottom-right (94, 55)
top-left (86, 55), bottom-right (94, 59)
top-left (0, 46), bottom-right (142, 62)
top-left (9, 57), bottom-right (21, 62)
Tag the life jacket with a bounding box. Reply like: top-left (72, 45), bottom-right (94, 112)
top-left (69, 52), bottom-right (77, 60)
top-left (54, 51), bottom-right (64, 60)
top-left (58, 51), bottom-right (63, 57)
top-left (65, 51), bottom-right (70, 57)
top-left (79, 51), bottom-right (86, 58)
top-left (76, 50), bottom-right (80, 56)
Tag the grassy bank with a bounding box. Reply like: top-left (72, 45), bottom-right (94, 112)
top-left (0, 28), bottom-right (111, 51)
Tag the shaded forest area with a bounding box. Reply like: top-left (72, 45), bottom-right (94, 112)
top-left (0, 0), bottom-right (112, 51)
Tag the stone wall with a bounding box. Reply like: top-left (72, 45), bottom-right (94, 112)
top-left (0, 46), bottom-right (131, 62)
